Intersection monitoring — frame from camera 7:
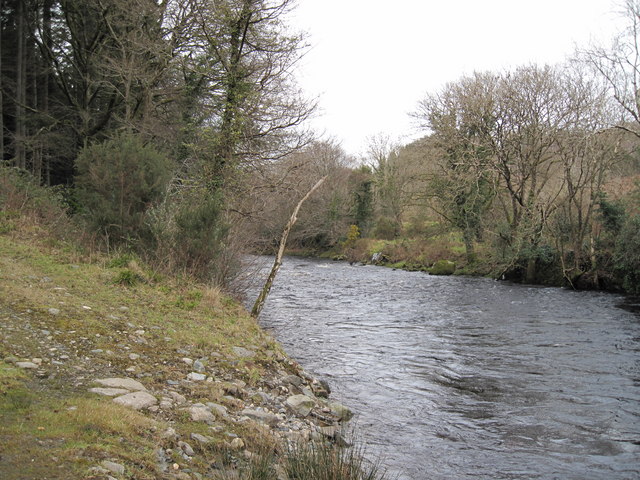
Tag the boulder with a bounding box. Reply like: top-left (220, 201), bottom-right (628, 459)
top-left (429, 260), bottom-right (456, 276)
top-left (89, 387), bottom-right (130, 397)
top-left (328, 401), bottom-right (353, 421)
top-left (112, 391), bottom-right (157, 410)
top-left (94, 377), bottom-right (147, 391)
top-left (241, 408), bottom-right (280, 426)
top-left (286, 394), bottom-right (315, 417)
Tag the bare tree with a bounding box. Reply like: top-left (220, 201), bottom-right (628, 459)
top-left (577, 0), bottom-right (640, 138)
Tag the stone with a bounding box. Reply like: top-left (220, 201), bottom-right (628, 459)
top-left (112, 391), bottom-right (157, 410)
top-left (190, 433), bottom-right (212, 444)
top-left (169, 391), bottom-right (187, 404)
top-left (16, 361), bottom-right (38, 369)
top-left (328, 401), bottom-right (353, 421)
top-left (232, 346), bottom-right (256, 358)
top-left (186, 406), bottom-right (215, 423)
top-left (48, 308), bottom-right (60, 315)
top-left (193, 359), bottom-right (206, 372)
top-left (241, 408), bottom-right (280, 426)
top-left (128, 353), bottom-right (140, 360)
top-left (206, 402), bottom-right (228, 417)
top-left (178, 441), bottom-right (195, 456)
top-left (230, 437), bottom-right (245, 450)
top-left (285, 394), bottom-right (315, 417)
top-left (89, 387), bottom-right (130, 397)
top-left (187, 372), bottom-right (206, 381)
top-left (162, 427), bottom-right (178, 440)
top-left (282, 374), bottom-right (303, 387)
top-left (182, 357), bottom-right (194, 366)
top-left (101, 460), bottom-right (125, 475)
top-left (94, 377), bottom-right (147, 391)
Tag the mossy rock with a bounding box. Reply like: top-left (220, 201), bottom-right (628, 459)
top-left (429, 260), bottom-right (456, 275)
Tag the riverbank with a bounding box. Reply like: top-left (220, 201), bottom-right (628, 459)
top-left (0, 222), bottom-right (361, 479)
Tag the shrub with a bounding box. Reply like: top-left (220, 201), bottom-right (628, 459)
top-left (74, 133), bottom-right (172, 245)
top-left (0, 167), bottom-right (71, 237)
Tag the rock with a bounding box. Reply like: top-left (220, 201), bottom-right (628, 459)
top-left (89, 387), bottom-right (130, 397)
top-left (169, 391), bottom-right (187, 404)
top-left (101, 460), bottom-right (125, 475)
top-left (162, 427), bottom-right (178, 440)
top-left (282, 374), bottom-right (303, 387)
top-left (128, 353), bottom-right (140, 360)
top-left (190, 433), bottom-right (212, 444)
top-left (178, 441), bottom-right (195, 456)
top-left (206, 402), bottom-right (228, 417)
top-left (232, 346), bottom-right (255, 358)
top-left (182, 357), bottom-right (194, 366)
top-left (241, 408), bottom-right (280, 426)
top-left (187, 372), bottom-right (206, 382)
top-left (112, 391), bottom-right (157, 410)
top-left (312, 379), bottom-right (331, 398)
top-left (285, 394), bottom-right (315, 417)
top-left (230, 437), bottom-right (245, 449)
top-left (186, 406), bottom-right (215, 423)
top-left (3, 356), bottom-right (18, 364)
top-left (328, 401), bottom-right (353, 421)
top-left (94, 377), bottom-right (147, 391)
top-left (48, 308), bottom-right (60, 315)
top-left (193, 359), bottom-right (206, 372)
top-left (16, 361), bottom-right (38, 369)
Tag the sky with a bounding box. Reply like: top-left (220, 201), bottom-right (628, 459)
top-left (287, 0), bottom-right (624, 158)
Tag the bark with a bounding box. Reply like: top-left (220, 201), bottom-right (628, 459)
top-left (15, 0), bottom-right (26, 169)
top-left (251, 176), bottom-right (327, 318)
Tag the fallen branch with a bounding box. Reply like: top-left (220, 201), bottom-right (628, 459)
top-left (251, 176), bottom-right (327, 318)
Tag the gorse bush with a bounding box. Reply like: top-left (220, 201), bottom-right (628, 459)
top-left (74, 133), bottom-right (172, 245)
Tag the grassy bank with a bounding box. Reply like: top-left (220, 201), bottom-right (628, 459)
top-left (0, 179), bottom-right (387, 479)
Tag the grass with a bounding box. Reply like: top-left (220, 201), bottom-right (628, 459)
top-left (0, 169), bottom-right (389, 480)
top-left (0, 223), bottom-right (285, 478)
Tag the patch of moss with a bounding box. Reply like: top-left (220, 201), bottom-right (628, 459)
top-left (429, 259), bottom-right (456, 275)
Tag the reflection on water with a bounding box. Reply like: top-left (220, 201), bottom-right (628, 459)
top-left (249, 257), bottom-right (640, 480)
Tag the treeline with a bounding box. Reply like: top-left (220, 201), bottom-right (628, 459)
top-left (1, 0), bottom-right (315, 286)
top-left (251, 3), bottom-right (640, 294)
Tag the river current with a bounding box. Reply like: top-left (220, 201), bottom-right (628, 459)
top-left (247, 257), bottom-right (640, 480)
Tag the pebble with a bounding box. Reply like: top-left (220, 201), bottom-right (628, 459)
top-left (48, 308), bottom-right (60, 315)
top-left (129, 353), bottom-right (140, 360)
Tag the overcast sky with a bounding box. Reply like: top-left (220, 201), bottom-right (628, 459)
top-left (287, 0), bottom-right (624, 158)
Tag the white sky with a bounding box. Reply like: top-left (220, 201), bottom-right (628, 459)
top-left (287, 0), bottom-right (624, 158)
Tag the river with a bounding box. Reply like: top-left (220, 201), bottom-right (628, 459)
top-left (247, 256), bottom-right (640, 480)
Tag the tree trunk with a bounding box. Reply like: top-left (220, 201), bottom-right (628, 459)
top-left (251, 176), bottom-right (327, 318)
top-left (15, 0), bottom-right (27, 169)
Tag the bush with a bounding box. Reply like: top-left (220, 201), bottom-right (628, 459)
top-left (74, 133), bottom-right (172, 245)
top-left (148, 188), bottom-right (235, 285)
top-left (0, 167), bottom-right (71, 237)
top-left (614, 214), bottom-right (640, 294)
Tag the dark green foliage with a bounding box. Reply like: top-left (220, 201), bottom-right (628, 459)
top-left (353, 178), bottom-right (374, 233)
top-left (74, 133), bottom-right (172, 245)
top-left (597, 192), bottom-right (626, 235)
top-left (172, 192), bottom-right (230, 282)
top-left (614, 215), bottom-right (640, 294)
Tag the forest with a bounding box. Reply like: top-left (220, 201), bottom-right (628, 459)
top-left (1, 0), bottom-right (640, 295)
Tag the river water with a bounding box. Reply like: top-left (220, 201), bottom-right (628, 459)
top-left (248, 257), bottom-right (640, 480)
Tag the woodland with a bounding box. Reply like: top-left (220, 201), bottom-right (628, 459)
top-left (2, 0), bottom-right (640, 294)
